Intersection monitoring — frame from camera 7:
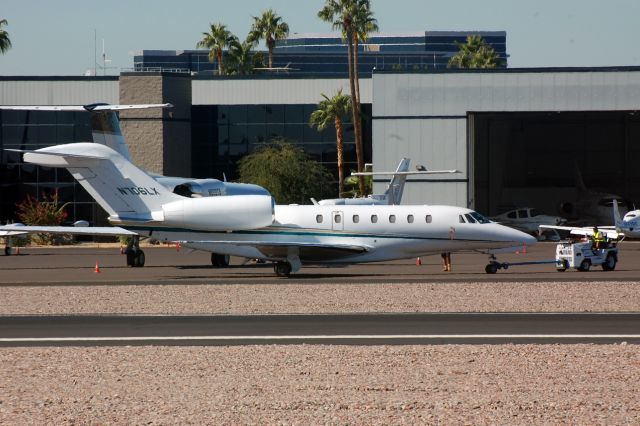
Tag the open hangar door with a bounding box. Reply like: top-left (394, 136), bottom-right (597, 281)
top-left (471, 111), bottom-right (640, 223)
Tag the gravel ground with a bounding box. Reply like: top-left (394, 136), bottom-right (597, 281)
top-left (1, 344), bottom-right (639, 424)
top-left (2, 280), bottom-right (640, 423)
top-left (0, 281), bottom-right (639, 314)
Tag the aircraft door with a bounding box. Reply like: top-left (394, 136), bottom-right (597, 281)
top-left (332, 211), bottom-right (344, 231)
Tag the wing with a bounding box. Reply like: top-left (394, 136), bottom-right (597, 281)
top-left (180, 240), bottom-right (371, 261)
top-left (0, 225), bottom-right (137, 237)
top-left (539, 225), bottom-right (620, 239)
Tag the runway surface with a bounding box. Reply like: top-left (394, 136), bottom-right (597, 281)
top-left (2, 313), bottom-right (639, 346)
top-left (1, 241), bottom-right (640, 284)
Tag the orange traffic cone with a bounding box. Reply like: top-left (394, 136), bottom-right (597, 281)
top-left (416, 257), bottom-right (422, 266)
top-left (94, 260), bottom-right (101, 273)
top-left (523, 244), bottom-right (527, 254)
top-left (176, 242), bottom-right (181, 251)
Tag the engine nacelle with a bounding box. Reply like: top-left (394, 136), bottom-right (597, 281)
top-left (155, 177), bottom-right (269, 198)
top-left (161, 194), bottom-right (273, 231)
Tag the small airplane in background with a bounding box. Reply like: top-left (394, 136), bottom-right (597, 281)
top-left (1, 142), bottom-right (535, 276)
top-left (491, 207), bottom-right (566, 241)
top-left (539, 200), bottom-right (639, 240)
top-left (316, 158), bottom-right (459, 206)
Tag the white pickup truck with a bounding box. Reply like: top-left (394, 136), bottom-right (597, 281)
top-left (555, 240), bottom-right (618, 272)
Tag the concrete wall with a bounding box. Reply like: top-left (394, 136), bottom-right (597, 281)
top-left (119, 72), bottom-right (192, 176)
top-left (192, 77), bottom-right (371, 105)
top-left (0, 78), bottom-right (118, 105)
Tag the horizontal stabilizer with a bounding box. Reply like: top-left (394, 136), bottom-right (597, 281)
top-left (0, 225), bottom-right (137, 237)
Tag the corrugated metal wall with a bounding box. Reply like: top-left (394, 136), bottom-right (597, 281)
top-left (192, 78), bottom-right (371, 105)
top-left (0, 79), bottom-right (119, 105)
top-left (372, 70), bottom-right (640, 207)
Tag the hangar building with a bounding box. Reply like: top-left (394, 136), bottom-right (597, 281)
top-left (2, 66), bottom-right (640, 226)
top-left (371, 67), bottom-right (640, 219)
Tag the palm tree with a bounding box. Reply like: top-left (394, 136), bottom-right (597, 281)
top-left (318, 0), bottom-right (367, 196)
top-left (196, 23), bottom-right (234, 75)
top-left (351, 1), bottom-right (377, 112)
top-left (309, 89), bottom-right (352, 196)
top-left (247, 9), bottom-right (289, 68)
top-left (448, 35), bottom-right (501, 69)
top-left (225, 37), bottom-right (263, 75)
top-left (0, 19), bottom-right (11, 54)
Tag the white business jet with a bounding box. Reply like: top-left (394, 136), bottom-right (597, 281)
top-left (1, 142), bottom-right (535, 276)
top-left (0, 104), bottom-right (269, 263)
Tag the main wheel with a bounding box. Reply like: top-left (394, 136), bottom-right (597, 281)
top-left (132, 250), bottom-right (145, 267)
top-left (485, 263), bottom-right (498, 274)
top-left (602, 254), bottom-right (617, 271)
top-left (578, 259), bottom-right (591, 272)
top-left (274, 262), bottom-right (292, 277)
top-left (211, 253), bottom-right (230, 268)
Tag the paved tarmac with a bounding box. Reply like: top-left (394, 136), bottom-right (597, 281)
top-left (1, 241), bottom-right (639, 285)
top-left (1, 313), bottom-right (639, 346)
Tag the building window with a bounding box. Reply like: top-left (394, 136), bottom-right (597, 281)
top-left (371, 214), bottom-right (378, 223)
top-left (407, 214), bottom-right (414, 223)
top-left (426, 215), bottom-right (432, 223)
top-left (353, 214), bottom-right (359, 223)
top-left (389, 214), bottom-right (396, 223)
top-left (316, 214), bottom-right (323, 223)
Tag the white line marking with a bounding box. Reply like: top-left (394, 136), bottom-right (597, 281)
top-left (1, 334), bottom-right (639, 343)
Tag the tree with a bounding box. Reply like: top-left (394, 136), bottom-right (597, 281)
top-left (0, 19), bottom-right (11, 54)
top-left (15, 191), bottom-right (68, 245)
top-left (309, 89), bottom-right (351, 197)
top-left (225, 36), bottom-right (264, 75)
top-left (197, 23), bottom-right (234, 75)
top-left (318, 0), bottom-right (375, 196)
top-left (447, 35), bottom-right (501, 69)
top-left (351, 1), bottom-right (377, 124)
top-left (237, 138), bottom-right (334, 204)
top-left (247, 9), bottom-right (289, 68)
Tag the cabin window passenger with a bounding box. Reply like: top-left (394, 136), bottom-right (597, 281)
top-left (459, 215), bottom-right (466, 223)
top-left (316, 214), bottom-right (323, 223)
top-left (353, 214), bottom-right (359, 223)
top-left (425, 215), bottom-right (432, 223)
top-left (371, 214), bottom-right (378, 223)
top-left (407, 214), bottom-right (414, 223)
top-left (389, 214), bottom-right (396, 223)
top-left (464, 213), bottom-right (477, 223)
top-left (334, 214), bottom-right (341, 224)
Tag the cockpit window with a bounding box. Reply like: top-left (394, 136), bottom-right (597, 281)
top-left (530, 209), bottom-right (541, 217)
top-left (464, 213), bottom-right (477, 223)
top-left (469, 211), bottom-right (491, 224)
top-left (507, 211), bottom-right (517, 219)
top-left (459, 215), bottom-right (466, 223)
top-left (517, 209), bottom-right (528, 218)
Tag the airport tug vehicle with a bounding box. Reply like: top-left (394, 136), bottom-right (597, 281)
top-left (555, 240), bottom-right (618, 272)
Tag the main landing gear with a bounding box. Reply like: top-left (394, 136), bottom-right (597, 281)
top-left (211, 253), bottom-right (230, 268)
top-left (274, 261), bottom-right (292, 277)
top-left (125, 236), bottom-right (145, 267)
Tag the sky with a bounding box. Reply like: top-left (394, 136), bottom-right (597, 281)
top-left (1, 0), bottom-right (640, 75)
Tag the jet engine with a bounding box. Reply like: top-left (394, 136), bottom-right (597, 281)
top-left (161, 194), bottom-right (274, 231)
top-left (154, 177), bottom-right (269, 198)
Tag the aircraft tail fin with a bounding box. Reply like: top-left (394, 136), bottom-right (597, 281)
top-left (0, 104), bottom-right (172, 162)
top-left (21, 143), bottom-right (181, 222)
top-left (383, 158), bottom-right (410, 205)
top-left (613, 199), bottom-right (623, 230)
